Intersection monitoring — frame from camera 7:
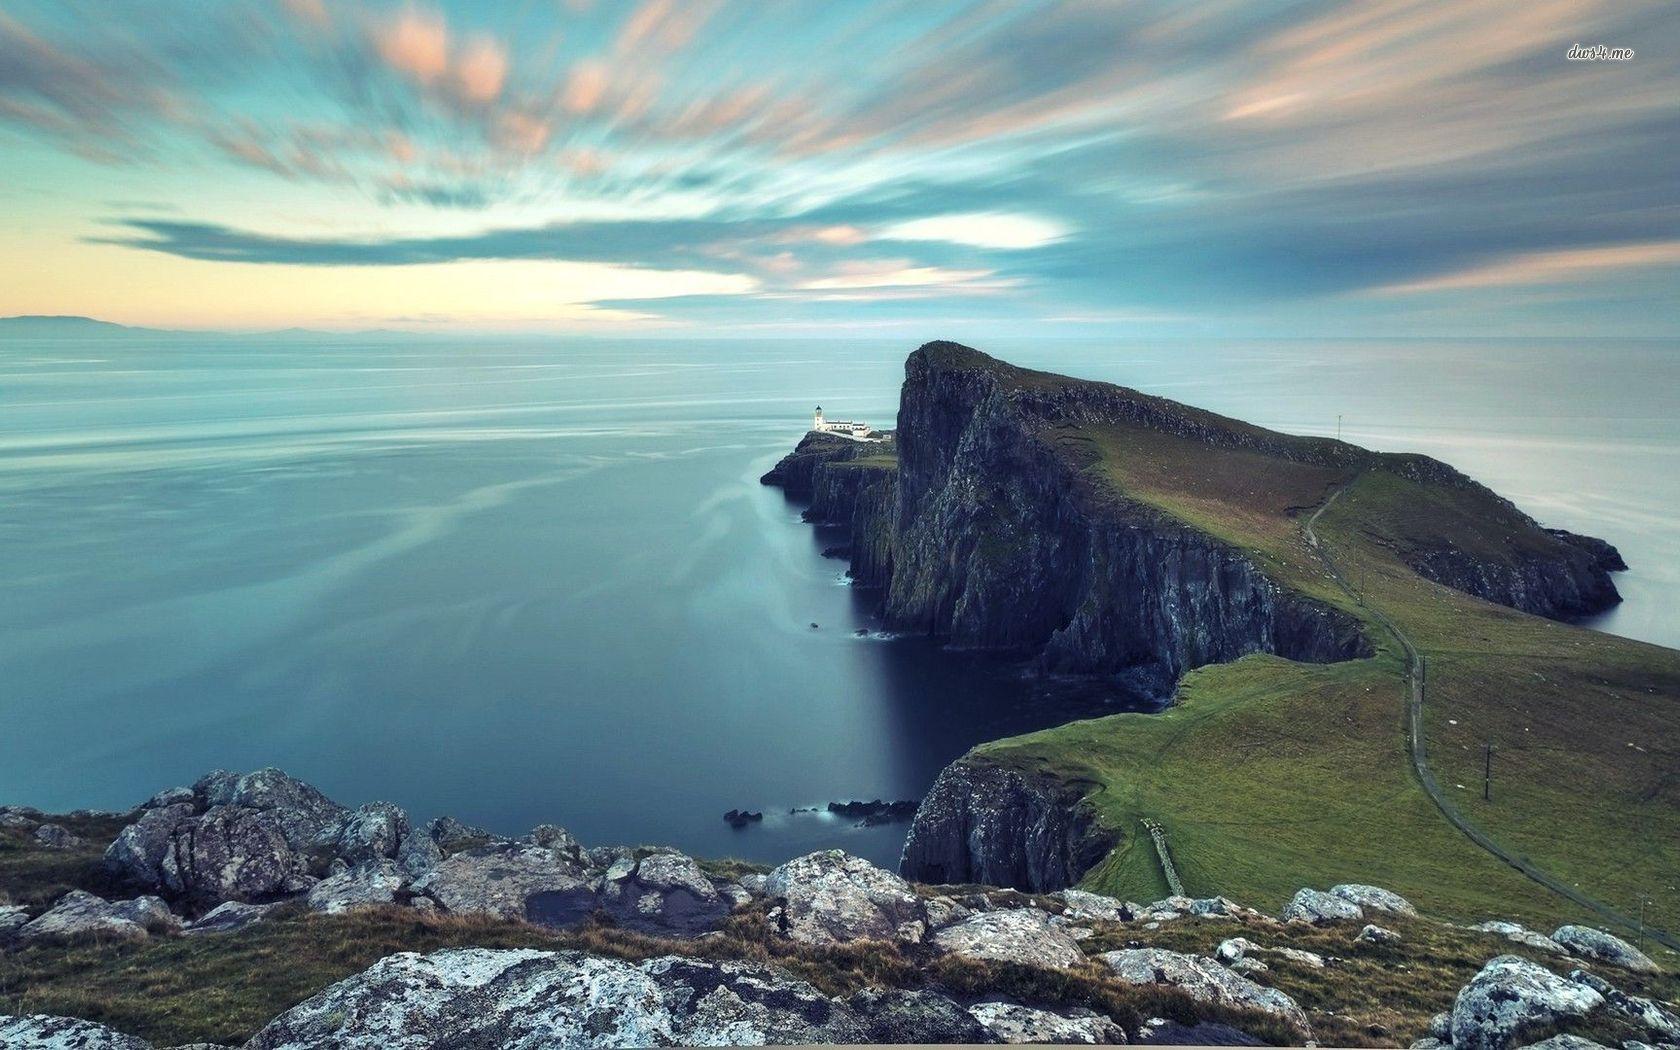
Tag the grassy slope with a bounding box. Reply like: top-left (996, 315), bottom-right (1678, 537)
top-left (972, 420), bottom-right (1680, 945)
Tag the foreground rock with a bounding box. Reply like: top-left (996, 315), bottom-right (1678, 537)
top-left (1330, 884), bottom-right (1417, 917)
top-left (1550, 925), bottom-right (1658, 973)
top-left (931, 907), bottom-right (1086, 968)
top-left (245, 948), bottom-right (995, 1048)
top-left (764, 849), bottom-right (926, 944)
top-left (1449, 955), bottom-right (1604, 1050)
top-left (1099, 947), bottom-right (1309, 1030)
top-left (308, 859), bottom-right (409, 914)
top-left (0, 1014), bottom-right (152, 1049)
top-left (411, 841), bottom-right (593, 924)
top-left (968, 1000), bottom-right (1128, 1044)
top-left (18, 890), bottom-right (177, 942)
top-left (597, 850), bottom-right (731, 937)
top-left (182, 900), bottom-right (279, 935)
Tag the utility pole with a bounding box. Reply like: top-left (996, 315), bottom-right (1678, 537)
top-left (1483, 741), bottom-right (1494, 801)
top-left (1337, 414), bottom-right (1343, 442)
top-left (1638, 896), bottom-right (1649, 950)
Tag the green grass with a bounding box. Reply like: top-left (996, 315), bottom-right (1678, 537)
top-left (1, 814), bottom-right (132, 909)
top-left (966, 417), bottom-right (1680, 947)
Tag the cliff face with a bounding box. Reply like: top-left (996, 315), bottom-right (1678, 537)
top-left (882, 342), bottom-right (1370, 691)
top-left (897, 759), bottom-right (1117, 892)
top-left (759, 431), bottom-right (879, 500)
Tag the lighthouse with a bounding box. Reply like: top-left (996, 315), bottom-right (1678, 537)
top-left (813, 406), bottom-right (824, 431)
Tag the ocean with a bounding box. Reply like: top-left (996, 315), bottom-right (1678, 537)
top-left (1, 335), bottom-right (1674, 867)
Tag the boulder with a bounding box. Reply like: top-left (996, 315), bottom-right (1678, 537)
top-left (1569, 970), bottom-right (1680, 1043)
top-left (18, 890), bottom-right (177, 942)
top-left (308, 860), bottom-right (409, 914)
top-left (1517, 1037), bottom-right (1613, 1050)
top-left (1450, 955), bottom-right (1605, 1050)
top-left (142, 786), bottom-right (194, 809)
top-left (427, 815), bottom-right (498, 854)
top-left (1136, 1015), bottom-right (1266, 1045)
top-left (763, 849), bottom-right (926, 944)
top-left (192, 768), bottom-right (347, 850)
top-left (1056, 888), bottom-right (1133, 923)
top-left (526, 823), bottom-right (584, 860)
top-left (395, 827), bottom-right (444, 876)
top-left (1473, 921), bottom-right (1568, 955)
top-left (1358, 924), bottom-right (1402, 945)
top-left (31, 823), bottom-right (84, 850)
top-left (1331, 884), bottom-right (1418, 917)
top-left (0, 904), bottom-right (30, 942)
top-left (183, 900), bottom-right (279, 935)
top-left (243, 948), bottom-right (985, 1048)
top-left (931, 907), bottom-right (1085, 969)
top-left (159, 805), bottom-right (308, 903)
top-left (597, 850), bottom-right (730, 937)
top-left (1280, 887), bottom-right (1363, 924)
top-left (0, 1014), bottom-right (153, 1049)
top-left (412, 842), bottom-right (595, 925)
top-left (969, 1000), bottom-right (1127, 1044)
top-left (844, 988), bottom-right (999, 1044)
top-left (1099, 948), bottom-right (1308, 1030)
top-left (1551, 926), bottom-right (1659, 973)
top-left (313, 803), bottom-right (409, 868)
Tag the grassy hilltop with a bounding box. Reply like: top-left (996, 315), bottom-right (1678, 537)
top-left (936, 356), bottom-right (1680, 942)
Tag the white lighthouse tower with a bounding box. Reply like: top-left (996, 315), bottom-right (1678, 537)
top-left (813, 405), bottom-right (825, 431)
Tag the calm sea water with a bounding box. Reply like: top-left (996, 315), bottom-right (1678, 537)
top-left (1, 335), bottom-right (1674, 866)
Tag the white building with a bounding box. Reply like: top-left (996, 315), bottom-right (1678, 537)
top-left (812, 406), bottom-right (881, 441)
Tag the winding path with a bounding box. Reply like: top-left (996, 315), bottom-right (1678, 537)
top-left (1305, 485), bottom-right (1678, 952)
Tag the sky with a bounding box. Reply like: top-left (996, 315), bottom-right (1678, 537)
top-left (0, 0), bottom-right (1676, 337)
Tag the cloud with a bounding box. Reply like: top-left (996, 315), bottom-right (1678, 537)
top-left (880, 213), bottom-right (1066, 250)
top-left (373, 8), bottom-right (450, 84)
top-left (1373, 242), bottom-right (1680, 295)
top-left (453, 36), bottom-right (508, 103)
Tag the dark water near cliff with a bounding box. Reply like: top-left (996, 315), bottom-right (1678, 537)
top-left (2, 335), bottom-right (1675, 866)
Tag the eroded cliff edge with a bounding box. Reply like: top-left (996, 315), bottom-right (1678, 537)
top-left (764, 341), bottom-right (1626, 890)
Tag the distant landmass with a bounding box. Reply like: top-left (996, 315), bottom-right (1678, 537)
top-left (0, 314), bottom-right (415, 341)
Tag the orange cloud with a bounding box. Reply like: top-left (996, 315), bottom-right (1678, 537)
top-left (454, 36), bottom-right (508, 103)
top-left (1374, 242), bottom-right (1680, 294)
top-left (563, 61), bottom-right (608, 113)
top-left (375, 9), bottom-right (449, 84)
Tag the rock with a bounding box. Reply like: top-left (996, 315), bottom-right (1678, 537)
top-left (900, 760), bottom-right (1118, 892)
top-left (1430, 1011), bottom-right (1454, 1040)
top-left (31, 823), bottom-right (84, 850)
top-left (143, 786), bottom-right (194, 809)
top-left (1187, 896), bottom-right (1244, 917)
top-left (1271, 946), bottom-right (1326, 968)
top-left (596, 850), bottom-right (730, 937)
top-left (1358, 923), bottom-right (1401, 945)
top-left (1216, 937), bottom-right (1322, 968)
top-left (1473, 921), bottom-right (1568, 954)
top-left (395, 826), bottom-right (444, 876)
top-left (244, 948), bottom-right (985, 1048)
top-left (1136, 1016), bottom-right (1266, 1045)
top-left (0, 1014), bottom-right (153, 1049)
top-left (183, 900), bottom-right (279, 935)
top-left (1570, 970), bottom-right (1680, 1042)
top-left (931, 907), bottom-right (1086, 969)
top-left (1450, 955), bottom-right (1606, 1050)
top-left (1280, 887), bottom-right (1363, 924)
top-left (18, 889), bottom-right (177, 942)
top-left (412, 841), bottom-right (595, 925)
top-left (1230, 958), bottom-right (1269, 974)
top-left (763, 849), bottom-right (926, 944)
top-left (1331, 884), bottom-right (1418, 917)
top-left (1551, 926), bottom-right (1659, 973)
top-left (313, 802), bottom-right (409, 868)
top-left (308, 860), bottom-right (408, 914)
top-left (1, 904), bottom-right (31, 942)
top-left (1099, 948), bottom-right (1308, 1030)
top-left (924, 895), bottom-right (973, 929)
top-left (1216, 937), bottom-right (1255, 963)
top-left (845, 988), bottom-right (999, 1044)
top-left (192, 768), bottom-right (347, 851)
top-left (426, 815), bottom-right (498, 855)
top-left (1056, 888), bottom-right (1133, 923)
top-left (969, 1000), bottom-right (1128, 1044)
top-left (737, 872), bottom-right (768, 895)
top-left (1518, 1037), bottom-right (1614, 1050)
top-left (526, 823), bottom-right (583, 859)
top-left (1412, 1039), bottom-right (1450, 1050)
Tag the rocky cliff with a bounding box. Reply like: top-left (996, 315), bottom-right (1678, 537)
top-left (897, 760), bottom-right (1117, 892)
top-left (765, 341), bottom-right (1629, 891)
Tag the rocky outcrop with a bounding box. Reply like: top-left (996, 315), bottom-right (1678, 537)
top-left (1405, 542), bottom-right (1621, 622)
top-left (1549, 925), bottom-right (1658, 973)
top-left (182, 900), bottom-right (279, 935)
top-left (763, 849), bottom-right (926, 944)
top-left (968, 1000), bottom-right (1128, 1044)
top-left (16, 889), bottom-right (177, 942)
top-left (900, 759), bottom-right (1116, 891)
top-left (929, 907), bottom-right (1086, 968)
top-left (596, 850), bottom-right (731, 937)
top-left (0, 1014), bottom-right (152, 1049)
top-left (411, 841), bottom-right (593, 924)
top-left (1448, 955), bottom-right (1604, 1050)
top-left (1099, 947), bottom-right (1310, 1031)
top-left (759, 431), bottom-right (883, 500)
top-left (1331, 883), bottom-right (1417, 917)
top-left (1280, 887), bottom-right (1366, 925)
top-left (244, 948), bottom-right (995, 1048)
